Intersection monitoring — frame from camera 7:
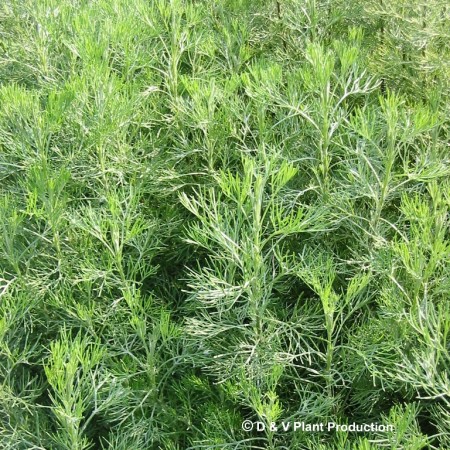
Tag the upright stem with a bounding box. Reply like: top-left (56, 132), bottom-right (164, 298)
top-left (380, 0), bottom-right (386, 95)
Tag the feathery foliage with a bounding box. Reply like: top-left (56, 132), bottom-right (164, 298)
top-left (0, 0), bottom-right (449, 448)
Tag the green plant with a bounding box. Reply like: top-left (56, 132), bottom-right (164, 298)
top-left (0, 0), bottom-right (448, 448)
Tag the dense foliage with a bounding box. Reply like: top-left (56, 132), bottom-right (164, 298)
top-left (0, 0), bottom-right (449, 448)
